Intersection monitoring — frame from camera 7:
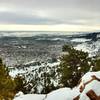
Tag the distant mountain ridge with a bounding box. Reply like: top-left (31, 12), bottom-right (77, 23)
top-left (0, 32), bottom-right (100, 41)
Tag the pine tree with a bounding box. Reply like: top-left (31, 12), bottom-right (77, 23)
top-left (92, 58), bottom-right (100, 71)
top-left (59, 45), bottom-right (92, 88)
top-left (14, 75), bottom-right (28, 94)
top-left (0, 58), bottom-right (16, 100)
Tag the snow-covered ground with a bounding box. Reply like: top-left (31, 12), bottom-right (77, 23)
top-left (14, 71), bottom-right (100, 100)
top-left (10, 60), bottom-right (60, 93)
top-left (71, 38), bottom-right (91, 43)
top-left (14, 94), bottom-right (45, 100)
top-left (9, 61), bottom-right (60, 78)
top-left (74, 40), bottom-right (100, 57)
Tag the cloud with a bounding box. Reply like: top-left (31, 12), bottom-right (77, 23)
top-left (0, 0), bottom-right (100, 31)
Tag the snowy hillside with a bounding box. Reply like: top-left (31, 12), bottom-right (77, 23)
top-left (0, 31), bottom-right (100, 99)
top-left (14, 71), bottom-right (100, 100)
top-left (74, 40), bottom-right (100, 57)
top-left (10, 60), bottom-right (60, 93)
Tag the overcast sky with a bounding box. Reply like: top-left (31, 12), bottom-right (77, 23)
top-left (0, 0), bottom-right (100, 31)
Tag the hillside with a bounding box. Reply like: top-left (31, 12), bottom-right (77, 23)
top-left (0, 32), bottom-right (100, 99)
top-left (14, 71), bottom-right (100, 100)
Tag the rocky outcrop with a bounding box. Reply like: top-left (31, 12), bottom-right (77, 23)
top-left (74, 72), bottom-right (100, 100)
